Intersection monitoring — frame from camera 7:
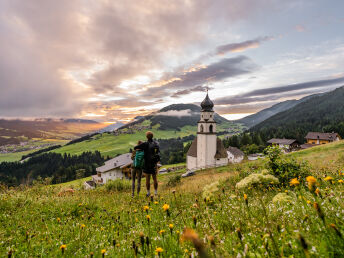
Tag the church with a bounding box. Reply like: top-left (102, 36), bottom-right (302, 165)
top-left (186, 93), bottom-right (228, 170)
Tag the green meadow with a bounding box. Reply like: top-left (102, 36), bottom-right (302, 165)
top-left (1, 141), bottom-right (343, 257)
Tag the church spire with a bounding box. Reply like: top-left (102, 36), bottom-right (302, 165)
top-left (200, 92), bottom-right (214, 112)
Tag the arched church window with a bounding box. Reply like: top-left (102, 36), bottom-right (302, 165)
top-left (209, 124), bottom-right (213, 133)
top-left (200, 124), bottom-right (204, 132)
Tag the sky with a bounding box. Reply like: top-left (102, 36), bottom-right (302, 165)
top-left (0, 0), bottom-right (344, 123)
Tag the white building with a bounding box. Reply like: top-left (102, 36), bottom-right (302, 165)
top-left (227, 146), bottom-right (244, 163)
top-left (186, 93), bottom-right (228, 170)
top-left (91, 153), bottom-right (132, 185)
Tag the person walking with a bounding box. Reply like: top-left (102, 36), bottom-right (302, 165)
top-left (131, 140), bottom-right (144, 197)
top-left (134, 131), bottom-right (160, 197)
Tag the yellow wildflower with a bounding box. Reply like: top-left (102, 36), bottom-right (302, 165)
top-left (306, 176), bottom-right (317, 183)
top-left (155, 247), bottom-right (164, 254)
top-left (324, 176), bottom-right (333, 182)
top-left (101, 249), bottom-right (106, 254)
top-left (80, 224), bottom-right (86, 229)
top-left (146, 215), bottom-right (151, 221)
top-left (306, 200), bottom-right (311, 204)
top-left (289, 178), bottom-right (300, 186)
top-left (159, 229), bottom-right (165, 235)
top-left (60, 244), bottom-right (67, 250)
top-left (169, 224), bottom-right (174, 229)
top-left (57, 217), bottom-right (61, 223)
top-left (243, 194), bottom-right (247, 200)
top-left (338, 179), bottom-right (344, 183)
top-left (162, 204), bottom-right (170, 211)
top-left (154, 201), bottom-right (159, 205)
top-left (315, 188), bottom-right (320, 195)
top-left (143, 205), bottom-right (150, 211)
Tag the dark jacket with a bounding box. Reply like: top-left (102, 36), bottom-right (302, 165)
top-left (134, 140), bottom-right (160, 174)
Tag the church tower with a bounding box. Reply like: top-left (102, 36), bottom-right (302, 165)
top-left (196, 92), bottom-right (217, 168)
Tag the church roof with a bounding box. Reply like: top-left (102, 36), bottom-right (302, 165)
top-left (187, 138), bottom-right (197, 157)
top-left (214, 138), bottom-right (228, 159)
top-left (200, 93), bottom-right (214, 112)
top-left (187, 137), bottom-right (228, 159)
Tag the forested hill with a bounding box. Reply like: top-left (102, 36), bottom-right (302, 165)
top-left (250, 86), bottom-right (344, 143)
top-left (119, 103), bottom-right (231, 131)
top-left (237, 94), bottom-right (319, 128)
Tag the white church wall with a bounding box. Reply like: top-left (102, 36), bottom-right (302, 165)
top-left (187, 156), bottom-right (197, 170)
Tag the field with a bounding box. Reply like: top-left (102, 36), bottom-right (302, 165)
top-left (1, 141), bottom-right (343, 257)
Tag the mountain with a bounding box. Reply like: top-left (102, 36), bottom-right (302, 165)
top-left (97, 122), bottom-right (125, 133)
top-left (0, 118), bottom-right (105, 146)
top-left (237, 94), bottom-right (320, 128)
top-left (120, 103), bottom-right (230, 131)
top-left (250, 86), bottom-right (344, 142)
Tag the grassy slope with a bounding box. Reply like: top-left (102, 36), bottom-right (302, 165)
top-left (1, 141), bottom-right (343, 256)
top-left (51, 121), bottom-right (236, 158)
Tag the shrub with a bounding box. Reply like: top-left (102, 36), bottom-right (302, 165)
top-left (236, 173), bottom-right (279, 190)
top-left (202, 181), bottom-right (220, 201)
top-left (272, 193), bottom-right (295, 204)
top-left (264, 145), bottom-right (310, 185)
top-left (105, 179), bottom-right (131, 192)
top-left (167, 175), bottom-right (181, 187)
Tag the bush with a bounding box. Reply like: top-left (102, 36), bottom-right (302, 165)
top-left (236, 173), bottom-right (279, 190)
top-left (105, 179), bottom-right (131, 192)
top-left (166, 175), bottom-right (181, 187)
top-left (202, 181), bottom-right (220, 201)
top-left (264, 146), bottom-right (309, 185)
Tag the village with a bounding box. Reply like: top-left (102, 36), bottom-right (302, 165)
top-left (84, 93), bottom-right (342, 189)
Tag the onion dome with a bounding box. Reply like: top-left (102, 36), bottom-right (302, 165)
top-left (200, 93), bottom-right (214, 112)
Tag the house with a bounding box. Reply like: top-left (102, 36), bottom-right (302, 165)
top-left (92, 153), bottom-right (133, 185)
top-left (186, 92), bottom-right (228, 170)
top-left (267, 138), bottom-right (299, 152)
top-left (227, 146), bottom-right (244, 163)
top-left (305, 132), bottom-right (341, 145)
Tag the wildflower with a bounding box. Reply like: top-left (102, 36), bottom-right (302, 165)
top-left (116, 243), bottom-right (120, 247)
top-left (162, 204), bottom-right (169, 211)
top-left (181, 228), bottom-right (206, 257)
top-left (101, 249), bottom-right (106, 257)
top-left (329, 223), bottom-right (343, 238)
top-left (306, 176), bottom-right (317, 191)
top-left (244, 194), bottom-right (248, 205)
top-left (146, 215), bottom-right (151, 222)
top-left (169, 224), bottom-right (174, 229)
top-left (155, 247), bottom-right (163, 255)
top-left (298, 234), bottom-right (309, 256)
top-left (60, 244), bottom-right (67, 254)
top-left (90, 252), bottom-right (94, 257)
top-left (80, 224), bottom-right (86, 229)
top-left (192, 215), bottom-right (197, 226)
top-left (184, 249), bottom-right (189, 253)
top-left (143, 205), bottom-right (150, 212)
top-left (306, 200), bottom-right (311, 204)
top-left (338, 179), bottom-right (343, 183)
top-left (101, 227), bottom-right (104, 231)
top-left (324, 176), bottom-right (333, 182)
top-left (208, 235), bottom-right (216, 248)
top-left (139, 232), bottom-right (145, 246)
top-left (313, 202), bottom-right (325, 222)
top-left (133, 209), bottom-right (137, 213)
top-left (57, 217), bottom-right (61, 223)
top-left (290, 178), bottom-right (300, 186)
top-left (315, 188), bottom-right (322, 197)
top-left (159, 229), bottom-right (165, 235)
top-left (154, 201), bottom-right (158, 205)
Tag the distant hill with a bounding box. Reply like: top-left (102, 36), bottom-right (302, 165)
top-left (120, 103), bottom-right (231, 131)
top-left (97, 122), bottom-right (125, 133)
top-left (250, 86), bottom-right (344, 142)
top-left (0, 118), bottom-right (105, 146)
top-left (237, 94), bottom-right (319, 128)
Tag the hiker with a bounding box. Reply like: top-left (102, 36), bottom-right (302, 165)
top-left (134, 131), bottom-right (160, 196)
top-left (131, 140), bottom-right (144, 197)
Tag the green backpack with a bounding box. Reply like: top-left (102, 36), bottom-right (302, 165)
top-left (133, 150), bottom-right (145, 168)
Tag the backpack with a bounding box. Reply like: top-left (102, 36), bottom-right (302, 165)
top-left (133, 150), bottom-right (145, 168)
top-left (148, 140), bottom-right (160, 164)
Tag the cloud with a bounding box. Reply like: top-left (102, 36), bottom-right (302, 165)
top-left (155, 109), bottom-right (193, 117)
top-left (142, 56), bottom-right (257, 98)
top-left (215, 76), bottom-right (344, 105)
top-left (215, 37), bottom-right (272, 55)
top-left (295, 24), bottom-right (306, 32)
top-left (171, 85), bottom-right (212, 98)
